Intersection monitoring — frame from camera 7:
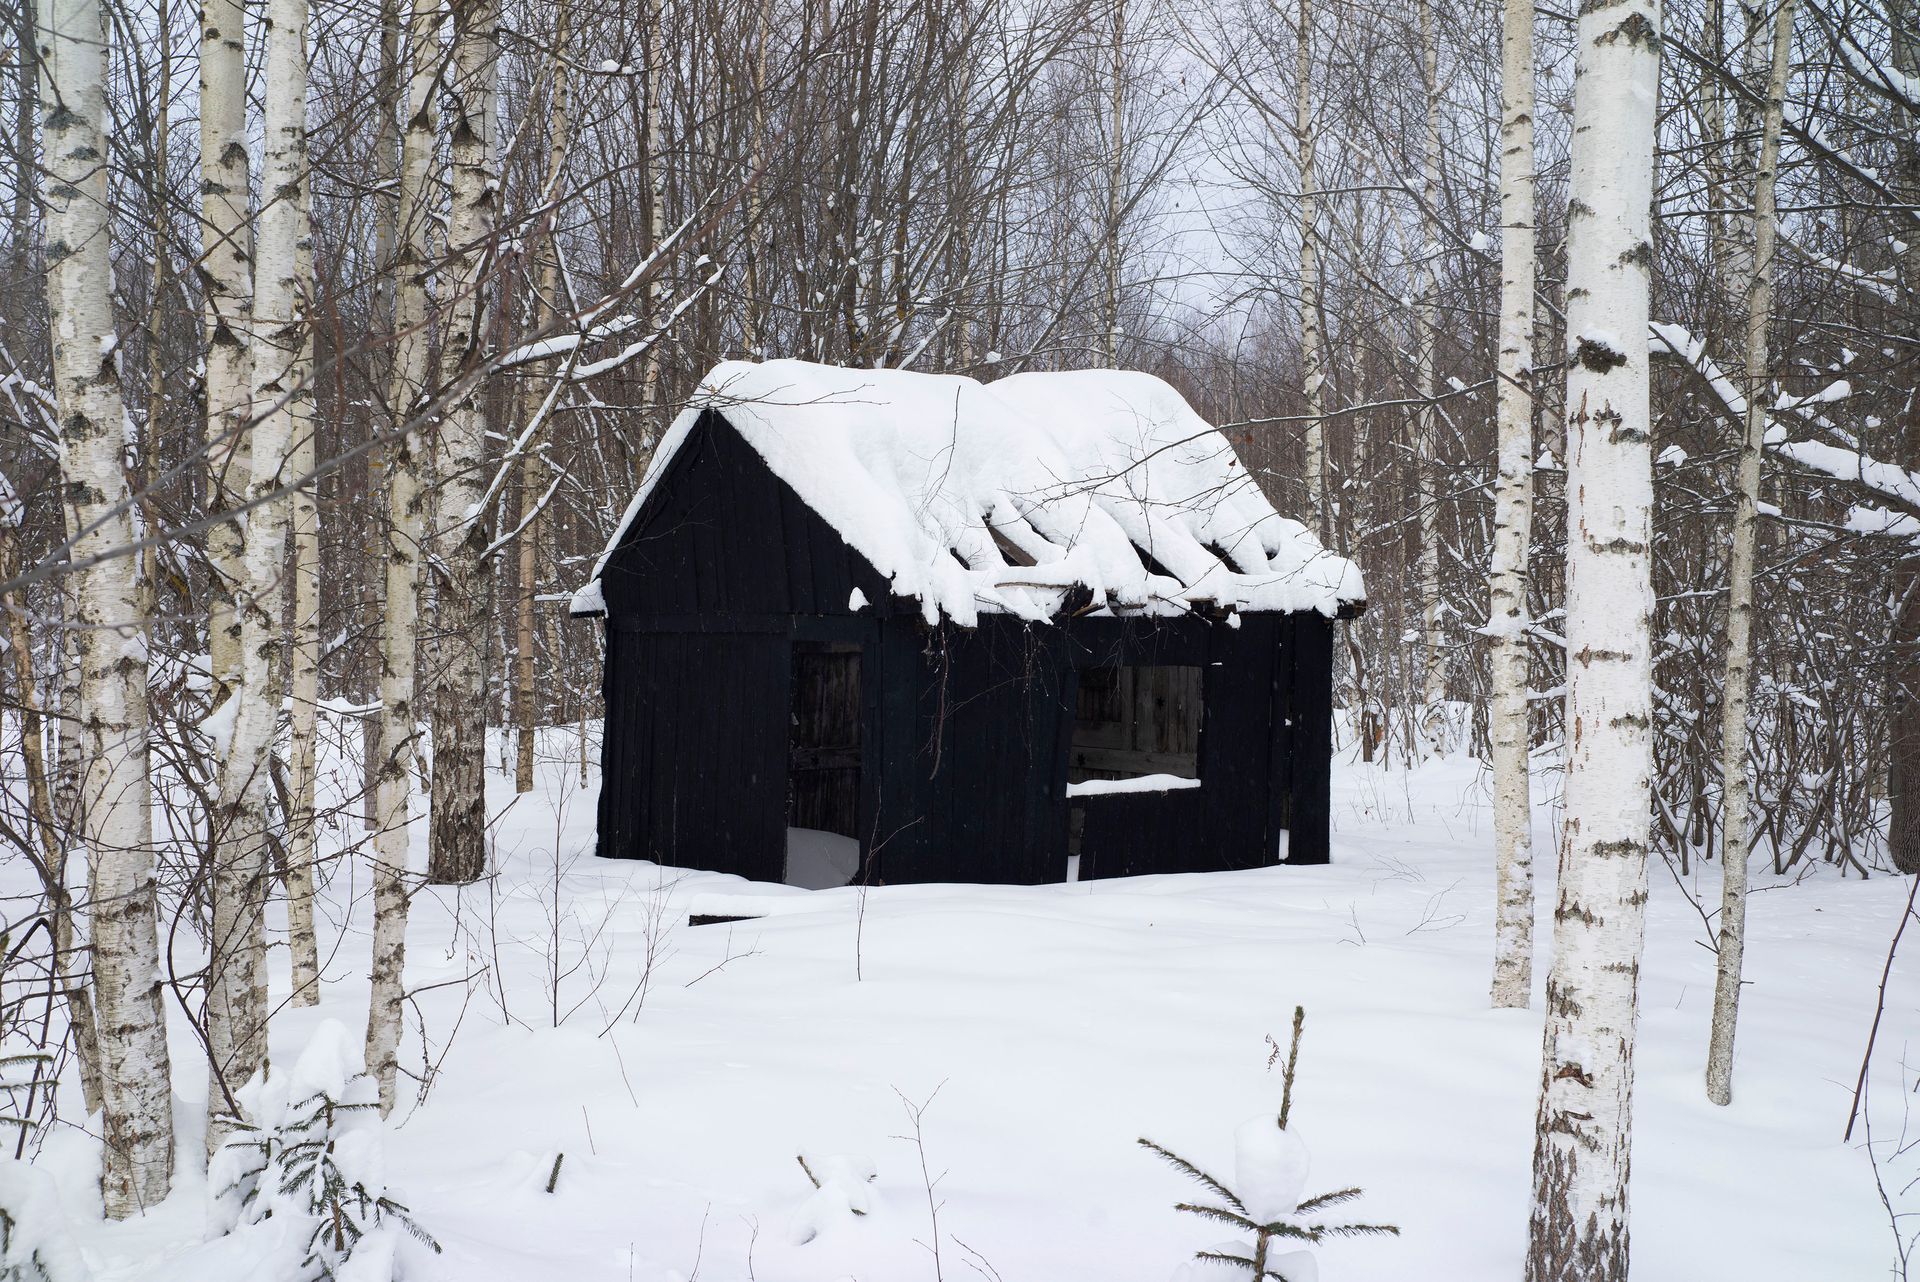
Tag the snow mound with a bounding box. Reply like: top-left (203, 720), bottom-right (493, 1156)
top-left (574, 360), bottom-right (1362, 623)
top-left (0, 1159), bottom-right (91, 1282)
top-left (1234, 1118), bottom-right (1309, 1224)
top-left (789, 1153), bottom-right (878, 1246)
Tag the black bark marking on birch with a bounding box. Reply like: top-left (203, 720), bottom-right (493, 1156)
top-left (1597, 11), bottom-right (1659, 48)
top-left (1575, 337), bottom-right (1627, 371)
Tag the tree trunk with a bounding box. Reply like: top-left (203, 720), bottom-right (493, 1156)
top-left (424, 0), bottom-right (501, 886)
top-left (1100, 0), bottom-right (1126, 367)
top-left (1488, 0), bottom-right (1538, 1010)
top-left (206, 0), bottom-right (313, 1141)
top-left (0, 521), bottom-right (103, 1117)
top-left (1295, 0), bottom-right (1326, 538)
top-left (198, 0), bottom-right (251, 705)
top-left (8, 0), bottom-right (33, 253)
top-left (515, 20), bottom-right (572, 796)
top-left (1526, 0), bottom-right (1660, 1278)
top-left (39, 0), bottom-right (176, 1211)
top-left (1885, 0), bottom-right (1920, 877)
top-left (281, 0), bottom-right (323, 1011)
top-left (1415, 0), bottom-right (1447, 748)
top-left (196, 0), bottom-right (257, 1137)
top-left (367, 0), bottom-right (442, 1113)
top-left (1705, 0), bottom-right (1792, 1109)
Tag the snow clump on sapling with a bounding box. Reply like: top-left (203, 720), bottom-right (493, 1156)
top-left (1139, 1007), bottom-right (1396, 1281)
top-left (0, 1160), bottom-right (91, 1282)
top-left (209, 1020), bottom-right (439, 1281)
top-left (788, 1151), bottom-right (878, 1246)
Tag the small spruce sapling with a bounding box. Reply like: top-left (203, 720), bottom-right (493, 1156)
top-left (210, 1021), bottom-right (439, 1281)
top-left (1139, 1007), bottom-right (1397, 1281)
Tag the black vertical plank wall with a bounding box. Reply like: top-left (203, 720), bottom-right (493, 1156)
top-left (1281, 613), bottom-right (1334, 865)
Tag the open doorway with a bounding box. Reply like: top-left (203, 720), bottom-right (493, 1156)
top-left (786, 640), bottom-right (863, 888)
top-left (1066, 663), bottom-right (1204, 878)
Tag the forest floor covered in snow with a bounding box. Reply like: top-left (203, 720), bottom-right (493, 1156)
top-left (26, 729), bottom-right (1917, 1280)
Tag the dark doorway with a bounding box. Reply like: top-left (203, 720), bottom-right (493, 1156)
top-left (1066, 664), bottom-right (1204, 872)
top-left (786, 640), bottom-right (863, 886)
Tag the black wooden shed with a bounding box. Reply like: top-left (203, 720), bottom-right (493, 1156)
top-left (572, 360), bottom-right (1365, 887)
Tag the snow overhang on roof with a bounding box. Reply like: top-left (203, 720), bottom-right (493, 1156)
top-left (570, 359), bottom-right (1365, 625)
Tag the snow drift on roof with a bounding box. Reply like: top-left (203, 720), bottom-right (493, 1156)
top-left (573, 359), bottom-right (1363, 624)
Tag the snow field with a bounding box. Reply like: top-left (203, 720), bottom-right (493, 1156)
top-left (19, 732), bottom-right (1908, 1280)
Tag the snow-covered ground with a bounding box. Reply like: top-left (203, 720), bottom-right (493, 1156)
top-left (26, 730), bottom-right (1915, 1279)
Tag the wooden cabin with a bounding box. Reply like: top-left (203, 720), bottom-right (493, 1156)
top-left (571, 360), bottom-right (1365, 887)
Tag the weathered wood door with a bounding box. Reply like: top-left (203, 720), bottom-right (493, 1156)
top-left (789, 640), bottom-right (863, 838)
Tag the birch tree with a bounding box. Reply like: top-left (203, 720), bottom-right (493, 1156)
top-left (424, 0), bottom-right (500, 886)
top-left (1100, 0), bottom-right (1127, 366)
top-left (206, 0), bottom-right (314, 1133)
top-left (197, 0), bottom-right (251, 702)
top-left (1414, 0), bottom-right (1447, 746)
top-left (39, 0), bottom-right (175, 1211)
top-left (1295, 0), bottom-right (1326, 538)
top-left (283, 0), bottom-right (323, 1000)
top-left (1706, 0), bottom-right (1794, 1108)
top-left (515, 11), bottom-right (573, 796)
top-left (367, 0), bottom-right (442, 1112)
top-left (1526, 0), bottom-right (1660, 1276)
top-left (1488, 0), bottom-right (1538, 1009)
top-left (196, 0), bottom-right (260, 1127)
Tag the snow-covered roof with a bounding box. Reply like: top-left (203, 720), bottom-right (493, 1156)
top-left (573, 359), bottom-right (1364, 625)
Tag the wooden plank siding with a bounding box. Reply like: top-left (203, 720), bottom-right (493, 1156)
top-left (590, 406), bottom-right (1339, 885)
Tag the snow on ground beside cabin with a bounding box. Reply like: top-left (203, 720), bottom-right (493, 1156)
top-left (19, 728), bottom-right (1912, 1281)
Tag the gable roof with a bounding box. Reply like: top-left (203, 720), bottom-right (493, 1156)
top-left (572, 359), bottom-right (1364, 624)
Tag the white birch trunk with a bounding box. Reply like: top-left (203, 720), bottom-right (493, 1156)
top-left (636, 0), bottom-right (667, 455)
top-left (1488, 0), bottom-right (1539, 1009)
top-left (280, 0), bottom-right (323, 1011)
top-left (206, 0), bottom-right (312, 1139)
top-left (516, 26), bottom-right (572, 796)
top-left (424, 0), bottom-right (500, 886)
top-left (1295, 0), bottom-right (1325, 538)
top-left (196, 0), bottom-right (257, 1133)
top-left (1415, 0), bottom-right (1447, 748)
top-left (1706, 0), bottom-right (1794, 1108)
top-left (1100, 0), bottom-right (1126, 367)
top-left (1526, 1), bottom-right (1660, 1278)
top-left (198, 0), bottom-right (251, 703)
top-left (366, 0), bottom-right (442, 1113)
top-left (39, 0), bottom-right (175, 1211)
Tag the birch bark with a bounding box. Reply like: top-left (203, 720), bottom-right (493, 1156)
top-left (1526, 0), bottom-right (1660, 1277)
top-left (516, 21), bottom-right (572, 796)
top-left (1415, 0), bottom-right (1447, 747)
top-left (196, 0), bottom-right (258, 1129)
top-left (198, 0), bottom-right (251, 703)
top-left (206, 0), bottom-right (312, 1136)
top-left (424, 0), bottom-right (500, 886)
top-left (366, 0), bottom-right (442, 1113)
top-left (1101, 0), bottom-right (1126, 367)
top-left (279, 0), bottom-right (323, 1010)
top-left (1488, 0), bottom-right (1538, 1009)
top-left (39, 0), bottom-right (175, 1211)
top-left (1295, 0), bottom-right (1325, 538)
top-left (1706, 0), bottom-right (1794, 1108)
